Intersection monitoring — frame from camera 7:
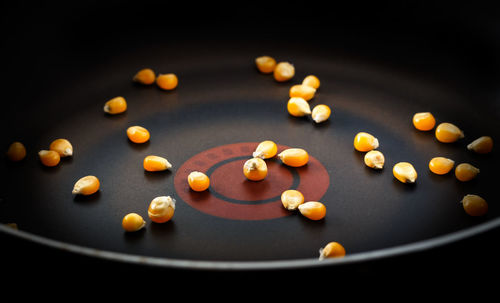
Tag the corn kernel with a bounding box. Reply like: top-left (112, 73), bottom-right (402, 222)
top-left (252, 140), bottom-right (278, 159)
top-left (311, 104), bottom-right (331, 123)
top-left (455, 163), bottom-right (479, 182)
top-left (143, 155), bottom-right (172, 172)
top-left (412, 112), bottom-right (436, 131)
top-left (353, 132), bottom-right (379, 152)
top-left (302, 75), bottom-right (320, 89)
top-left (156, 73), bottom-right (178, 90)
top-left (428, 157), bottom-right (454, 175)
top-left (188, 171), bottom-right (210, 192)
top-left (278, 148), bottom-right (309, 167)
top-left (435, 122), bottom-right (464, 143)
top-left (467, 136), bottom-right (493, 154)
top-left (127, 126), bottom-right (150, 143)
top-left (243, 158), bottom-right (268, 181)
top-left (133, 68), bottom-right (156, 85)
top-left (255, 56), bottom-right (277, 74)
top-left (289, 84), bottom-right (316, 101)
top-left (298, 201), bottom-right (326, 220)
top-left (6, 142), bottom-right (26, 162)
top-left (148, 196), bottom-right (176, 223)
top-left (273, 62), bottom-right (295, 82)
top-left (72, 175), bottom-right (100, 195)
top-left (364, 150), bottom-right (385, 169)
top-left (393, 162), bottom-right (417, 183)
top-left (49, 138), bottom-right (73, 157)
top-left (461, 194), bottom-right (488, 216)
top-left (319, 242), bottom-right (346, 260)
top-left (122, 213), bottom-right (146, 232)
top-left (103, 96), bottom-right (127, 115)
top-left (287, 97), bottom-right (311, 117)
top-left (38, 150), bottom-right (60, 167)
top-left (281, 189), bottom-right (304, 211)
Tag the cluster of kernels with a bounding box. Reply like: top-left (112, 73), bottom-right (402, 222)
top-left (412, 112), bottom-right (436, 131)
top-left (133, 68), bottom-right (156, 85)
top-left (187, 171), bottom-right (210, 192)
top-left (302, 75), bottom-right (320, 89)
top-left (50, 138), bottom-right (73, 157)
top-left (103, 96), bottom-right (127, 115)
top-left (319, 242), bottom-right (346, 260)
top-left (364, 150), bottom-right (385, 169)
top-left (273, 62), bottom-right (295, 82)
top-left (311, 104), bottom-right (331, 123)
top-left (289, 84), bottom-right (316, 101)
top-left (435, 122), bottom-right (464, 143)
top-left (393, 162), bottom-right (418, 183)
top-left (461, 194), bottom-right (488, 216)
top-left (298, 201), bottom-right (327, 220)
top-left (72, 175), bottom-right (100, 195)
top-left (6, 142), bottom-right (26, 162)
top-left (467, 136), bottom-right (493, 154)
top-left (428, 157), bottom-right (455, 175)
top-left (255, 56), bottom-right (277, 74)
top-left (122, 213), bottom-right (146, 232)
top-left (353, 132), bottom-right (379, 152)
top-left (243, 158), bottom-right (268, 181)
top-left (38, 150), bottom-right (60, 167)
top-left (278, 148), bottom-right (309, 167)
top-left (156, 73), bottom-right (178, 90)
top-left (148, 196), bottom-right (176, 223)
top-left (287, 97), bottom-right (311, 117)
top-left (455, 163), bottom-right (480, 182)
top-left (127, 126), bottom-right (150, 143)
top-left (281, 189), bottom-right (305, 211)
top-left (252, 140), bottom-right (278, 159)
top-left (143, 155), bottom-right (172, 172)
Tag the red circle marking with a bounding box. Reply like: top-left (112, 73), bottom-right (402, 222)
top-left (174, 142), bottom-right (330, 220)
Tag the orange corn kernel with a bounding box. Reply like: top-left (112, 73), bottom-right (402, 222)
top-left (122, 213), bottom-right (146, 232)
top-left (49, 138), bottom-right (73, 157)
top-left (311, 104), bottom-right (331, 123)
top-left (319, 242), bottom-right (346, 260)
top-left (103, 96), bottom-right (127, 114)
top-left (412, 112), bottom-right (436, 131)
top-left (281, 189), bottom-right (305, 211)
top-left (143, 155), bottom-right (172, 172)
top-left (364, 150), bottom-right (385, 169)
top-left (156, 73), bottom-right (178, 90)
top-left (428, 157), bottom-right (455, 175)
top-left (273, 62), bottom-right (295, 82)
top-left (435, 122), bottom-right (464, 143)
top-left (302, 75), bottom-right (320, 89)
top-left (353, 132), bottom-right (379, 152)
top-left (188, 171), bottom-right (210, 192)
top-left (255, 56), bottom-right (277, 74)
top-left (243, 157), bottom-right (268, 181)
top-left (133, 68), bottom-right (156, 85)
top-left (298, 201), bottom-right (326, 220)
top-left (252, 140), bottom-right (278, 159)
top-left (467, 136), bottom-right (493, 154)
top-left (38, 150), bottom-right (60, 167)
top-left (461, 194), bottom-right (488, 216)
top-left (72, 175), bottom-right (100, 195)
top-left (455, 163), bottom-right (480, 182)
top-left (289, 84), bottom-right (316, 101)
top-left (148, 196), bottom-right (176, 223)
top-left (393, 162), bottom-right (417, 183)
top-left (6, 142), bottom-right (26, 162)
top-left (278, 148), bottom-right (309, 167)
top-left (127, 126), bottom-right (150, 143)
top-left (287, 97), bottom-right (311, 117)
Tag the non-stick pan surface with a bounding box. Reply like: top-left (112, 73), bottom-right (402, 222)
top-left (1, 2), bottom-right (500, 273)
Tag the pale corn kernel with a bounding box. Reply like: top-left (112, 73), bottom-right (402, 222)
top-left (188, 171), bottom-right (210, 192)
top-left (38, 150), bottom-right (60, 167)
top-left (278, 148), bottom-right (309, 167)
top-left (281, 189), bottom-right (305, 211)
top-left (252, 140), bottom-right (278, 159)
top-left (6, 141), bottom-right (26, 162)
top-left (103, 96), bottom-right (127, 114)
top-left (467, 136), bottom-right (493, 154)
top-left (148, 196), bottom-right (176, 223)
top-left (353, 132), bottom-right (379, 152)
top-left (319, 242), bottom-right (346, 260)
top-left (435, 122), bottom-right (464, 143)
top-left (287, 97), bottom-right (311, 117)
top-left (461, 194), bottom-right (488, 216)
top-left (428, 157), bottom-right (455, 175)
top-left (122, 213), bottom-right (146, 232)
top-left (127, 126), bottom-right (150, 143)
top-left (364, 150), bottom-right (385, 169)
top-left (243, 158), bottom-right (268, 181)
top-left (133, 68), bottom-right (156, 85)
top-left (156, 73), bottom-right (178, 90)
top-left (72, 175), bottom-right (100, 195)
top-left (49, 138), bottom-right (73, 157)
top-left (255, 56), bottom-right (277, 74)
top-left (298, 201), bottom-right (326, 220)
top-left (289, 84), bottom-right (316, 101)
top-left (302, 75), bottom-right (320, 89)
top-left (412, 112), bottom-right (436, 131)
top-left (455, 163), bottom-right (480, 182)
top-left (273, 62), bottom-right (295, 82)
top-left (143, 155), bottom-right (172, 172)
top-left (393, 162), bottom-right (417, 183)
top-left (311, 104), bottom-right (331, 123)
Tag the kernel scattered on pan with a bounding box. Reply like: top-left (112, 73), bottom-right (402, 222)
top-left (287, 97), bottom-right (311, 117)
top-left (243, 157), bottom-right (268, 181)
top-left (143, 155), bottom-right (172, 172)
top-left (435, 122), bottom-right (464, 143)
top-left (428, 157), bottom-right (455, 175)
top-left (311, 104), bottom-right (331, 123)
top-left (461, 194), bottom-right (488, 217)
top-left (412, 112), bottom-right (436, 131)
top-left (353, 132), bottom-right (379, 152)
top-left (455, 163), bottom-right (480, 182)
top-left (302, 75), bottom-right (320, 89)
top-left (50, 138), bottom-right (73, 157)
top-left (255, 56), bottom-right (277, 74)
top-left (289, 84), bottom-right (316, 101)
top-left (122, 213), bottom-right (146, 232)
top-left (127, 126), bottom-right (150, 144)
top-left (467, 136), bottom-right (493, 154)
top-left (72, 175), bottom-right (100, 195)
top-left (393, 162), bottom-right (417, 184)
top-left (148, 196), bottom-right (176, 223)
top-left (38, 150), bottom-right (60, 167)
top-left (273, 62), bottom-right (295, 82)
top-left (187, 171), bottom-right (210, 192)
top-left (156, 73), bottom-right (178, 90)
top-left (364, 150), bottom-right (385, 169)
top-left (298, 201), bottom-right (326, 220)
top-left (133, 68), bottom-right (156, 85)
top-left (281, 189), bottom-right (305, 211)
top-left (103, 96), bottom-right (127, 115)
top-left (278, 148), bottom-right (309, 167)
top-left (6, 141), bottom-right (26, 162)
top-left (252, 140), bottom-right (278, 159)
top-left (319, 242), bottom-right (346, 260)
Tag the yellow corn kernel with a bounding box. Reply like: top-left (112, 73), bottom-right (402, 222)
top-left (49, 138), bottom-right (73, 157)
top-left (302, 75), bottom-right (320, 89)
top-left (188, 171), bottom-right (210, 192)
top-left (364, 150), bottom-right (385, 169)
top-left (148, 196), bottom-right (176, 223)
top-left (273, 62), bottom-right (295, 82)
top-left (461, 194), bottom-right (488, 217)
top-left (243, 158), bottom-right (268, 181)
top-left (281, 189), bottom-right (304, 211)
top-left (428, 157), bottom-right (454, 175)
top-left (255, 56), bottom-right (277, 74)
top-left (278, 148), bottom-right (309, 167)
top-left (435, 122), bottom-right (464, 143)
top-left (72, 175), bottom-right (100, 195)
top-left (319, 242), bottom-right (346, 260)
top-left (252, 140), bottom-right (278, 159)
top-left (412, 112), bottom-right (436, 131)
top-left (6, 141), bottom-right (26, 162)
top-left (393, 162), bottom-right (417, 183)
top-left (455, 163), bottom-right (479, 182)
top-left (311, 104), bottom-right (331, 123)
top-left (298, 201), bottom-right (326, 220)
top-left (143, 155), bottom-right (172, 172)
top-left (289, 84), bottom-right (316, 101)
top-left (103, 96), bottom-right (127, 114)
top-left (127, 126), bottom-right (150, 143)
top-left (287, 97), bottom-right (311, 117)
top-left (353, 132), bottom-right (379, 152)
top-left (156, 73), bottom-right (178, 90)
top-left (38, 150), bottom-right (60, 167)
top-left (467, 136), bottom-right (493, 154)
top-left (122, 213), bottom-right (146, 232)
top-left (133, 68), bottom-right (156, 85)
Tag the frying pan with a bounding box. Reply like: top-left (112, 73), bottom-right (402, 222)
top-left (1, 1), bottom-right (499, 277)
